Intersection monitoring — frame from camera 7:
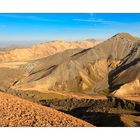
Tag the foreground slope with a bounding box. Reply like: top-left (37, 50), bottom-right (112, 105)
top-left (0, 92), bottom-right (93, 127)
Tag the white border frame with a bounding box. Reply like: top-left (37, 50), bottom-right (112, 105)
top-left (0, 0), bottom-right (140, 140)
top-left (0, 0), bottom-right (140, 13)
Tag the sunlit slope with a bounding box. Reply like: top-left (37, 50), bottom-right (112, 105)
top-left (0, 92), bottom-right (93, 127)
top-left (13, 33), bottom-right (140, 96)
top-left (0, 40), bottom-right (101, 62)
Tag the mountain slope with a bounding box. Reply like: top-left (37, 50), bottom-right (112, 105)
top-left (12, 33), bottom-right (140, 96)
top-left (110, 40), bottom-right (140, 97)
top-left (0, 92), bottom-right (93, 126)
top-left (0, 40), bottom-right (101, 62)
top-left (1, 32), bottom-right (140, 99)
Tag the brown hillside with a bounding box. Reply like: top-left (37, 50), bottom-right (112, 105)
top-left (0, 40), bottom-right (101, 62)
top-left (0, 92), bottom-right (93, 127)
top-left (1, 33), bottom-right (140, 99)
top-left (14, 33), bottom-right (139, 95)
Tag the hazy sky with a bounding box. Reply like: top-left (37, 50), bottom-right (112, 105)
top-left (0, 13), bottom-right (140, 41)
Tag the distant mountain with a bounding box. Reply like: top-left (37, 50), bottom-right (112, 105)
top-left (0, 39), bottom-right (101, 62)
top-left (0, 41), bottom-right (39, 50)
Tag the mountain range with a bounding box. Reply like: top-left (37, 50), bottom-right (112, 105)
top-left (5, 33), bottom-right (140, 99)
top-left (1, 33), bottom-right (140, 126)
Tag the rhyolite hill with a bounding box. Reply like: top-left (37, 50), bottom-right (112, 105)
top-left (1, 33), bottom-right (140, 99)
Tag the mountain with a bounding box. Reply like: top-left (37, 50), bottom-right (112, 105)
top-left (110, 39), bottom-right (140, 98)
top-left (11, 33), bottom-right (140, 98)
top-left (0, 39), bottom-right (101, 62)
top-left (1, 33), bottom-right (140, 99)
top-left (1, 32), bottom-right (140, 127)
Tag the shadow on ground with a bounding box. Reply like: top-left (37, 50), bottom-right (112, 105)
top-left (63, 107), bottom-right (125, 127)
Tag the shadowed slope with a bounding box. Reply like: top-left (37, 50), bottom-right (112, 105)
top-left (109, 40), bottom-right (140, 97)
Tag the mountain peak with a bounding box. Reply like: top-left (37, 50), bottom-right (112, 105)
top-left (112, 32), bottom-right (136, 40)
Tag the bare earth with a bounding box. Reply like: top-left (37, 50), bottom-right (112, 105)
top-left (0, 61), bottom-right (27, 69)
top-left (121, 114), bottom-right (140, 126)
top-left (0, 92), bottom-right (93, 127)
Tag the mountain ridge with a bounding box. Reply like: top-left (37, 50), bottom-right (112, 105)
top-left (0, 39), bottom-right (101, 62)
top-left (1, 32), bottom-right (140, 100)
top-left (10, 32), bottom-right (139, 97)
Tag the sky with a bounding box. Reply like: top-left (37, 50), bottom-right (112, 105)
top-left (0, 13), bottom-right (140, 42)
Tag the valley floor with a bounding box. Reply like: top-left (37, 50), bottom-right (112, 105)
top-left (2, 88), bottom-right (140, 127)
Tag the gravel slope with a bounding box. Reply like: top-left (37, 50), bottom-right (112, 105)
top-left (0, 92), bottom-right (93, 127)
